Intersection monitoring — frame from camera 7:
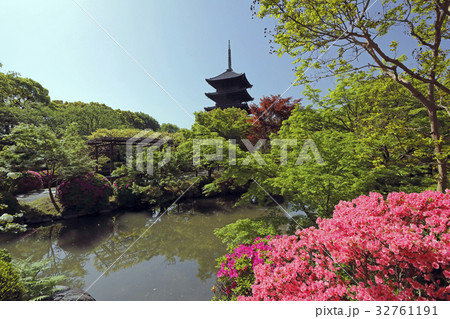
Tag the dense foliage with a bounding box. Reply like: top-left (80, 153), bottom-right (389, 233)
top-left (0, 191), bottom-right (20, 214)
top-left (248, 95), bottom-right (300, 144)
top-left (0, 69), bottom-right (161, 135)
top-left (113, 175), bottom-right (145, 209)
top-left (213, 237), bottom-right (273, 301)
top-left (12, 171), bottom-right (43, 194)
top-left (0, 249), bottom-right (64, 301)
top-left (235, 191), bottom-right (449, 301)
top-left (209, 74), bottom-right (441, 228)
top-left (0, 254), bottom-right (26, 301)
top-left (1, 1), bottom-right (449, 301)
top-left (57, 173), bottom-right (113, 213)
top-left (193, 107), bottom-right (251, 141)
top-left (0, 123), bottom-right (95, 212)
top-left (160, 123), bottom-right (180, 133)
top-left (253, 0), bottom-right (450, 191)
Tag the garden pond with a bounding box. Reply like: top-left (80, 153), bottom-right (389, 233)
top-left (0, 197), bottom-right (281, 300)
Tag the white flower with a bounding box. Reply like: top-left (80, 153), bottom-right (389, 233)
top-left (0, 213), bottom-right (14, 223)
top-left (7, 172), bottom-right (20, 180)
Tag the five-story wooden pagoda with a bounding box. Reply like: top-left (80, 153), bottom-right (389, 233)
top-left (204, 41), bottom-right (253, 112)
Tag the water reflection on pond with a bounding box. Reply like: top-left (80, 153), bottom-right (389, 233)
top-left (0, 197), bottom-right (272, 300)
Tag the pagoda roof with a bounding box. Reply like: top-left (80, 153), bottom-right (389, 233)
top-left (204, 104), bottom-right (250, 113)
top-left (205, 88), bottom-right (253, 104)
top-left (206, 70), bottom-right (252, 89)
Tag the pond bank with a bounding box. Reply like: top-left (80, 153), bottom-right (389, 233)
top-left (14, 186), bottom-right (253, 228)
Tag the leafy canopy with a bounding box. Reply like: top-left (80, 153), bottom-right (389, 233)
top-left (253, 0), bottom-right (450, 191)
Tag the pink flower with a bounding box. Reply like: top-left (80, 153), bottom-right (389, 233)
top-left (233, 191), bottom-right (450, 301)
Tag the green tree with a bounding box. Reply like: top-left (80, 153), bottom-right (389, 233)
top-left (160, 123), bottom-right (180, 133)
top-left (193, 108), bottom-right (251, 141)
top-left (189, 109), bottom-right (252, 178)
top-left (114, 110), bottom-right (143, 129)
top-left (54, 101), bottom-right (122, 135)
top-left (1, 124), bottom-right (95, 213)
top-left (254, 0), bottom-right (450, 191)
top-left (316, 73), bottom-right (438, 174)
top-left (277, 77), bottom-right (437, 220)
top-left (115, 110), bottom-right (160, 131)
top-left (0, 71), bottom-right (50, 108)
top-left (266, 107), bottom-right (387, 226)
top-left (0, 68), bottom-right (51, 134)
top-left (133, 112), bottom-right (160, 131)
top-left (3, 103), bottom-right (65, 133)
top-left (0, 65), bottom-right (161, 135)
top-left (210, 73), bottom-right (438, 227)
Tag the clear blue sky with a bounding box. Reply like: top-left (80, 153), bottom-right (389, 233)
top-left (0, 0), bottom-right (325, 128)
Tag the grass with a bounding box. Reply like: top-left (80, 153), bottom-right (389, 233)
top-left (20, 197), bottom-right (61, 220)
top-left (21, 196), bottom-right (117, 221)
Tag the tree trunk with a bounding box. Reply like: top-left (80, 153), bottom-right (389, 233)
top-left (48, 176), bottom-right (61, 213)
top-left (428, 107), bottom-right (447, 192)
top-left (109, 142), bottom-right (115, 174)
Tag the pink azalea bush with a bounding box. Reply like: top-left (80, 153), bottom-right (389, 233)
top-left (13, 171), bottom-right (43, 194)
top-left (237, 191), bottom-right (449, 301)
top-left (212, 237), bottom-right (274, 300)
top-left (57, 173), bottom-right (113, 213)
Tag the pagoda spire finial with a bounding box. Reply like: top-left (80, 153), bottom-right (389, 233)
top-left (227, 40), bottom-right (232, 71)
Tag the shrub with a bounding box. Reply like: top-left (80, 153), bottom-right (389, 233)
top-left (133, 184), bottom-right (164, 206)
top-left (0, 191), bottom-right (20, 214)
top-left (14, 258), bottom-right (65, 301)
top-left (0, 250), bottom-right (26, 301)
top-left (203, 177), bottom-right (249, 197)
top-left (113, 177), bottom-right (144, 208)
top-left (0, 249), bottom-right (64, 301)
top-left (37, 170), bottom-right (59, 188)
top-left (57, 173), bottom-right (113, 213)
top-left (0, 212), bottom-right (26, 233)
top-left (214, 218), bottom-right (279, 251)
top-left (0, 249), bottom-right (11, 263)
top-left (132, 178), bottom-right (196, 207)
top-left (213, 237), bottom-right (273, 300)
top-left (0, 192), bottom-right (26, 233)
top-left (13, 171), bottom-right (43, 194)
top-left (238, 191), bottom-right (450, 301)
top-left (0, 169), bottom-right (13, 192)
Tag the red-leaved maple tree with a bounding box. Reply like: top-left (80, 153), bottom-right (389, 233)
top-left (248, 95), bottom-right (301, 143)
